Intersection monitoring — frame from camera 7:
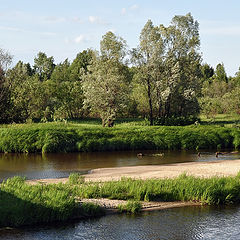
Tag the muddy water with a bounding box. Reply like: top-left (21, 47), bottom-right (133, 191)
top-left (1, 150), bottom-right (240, 181)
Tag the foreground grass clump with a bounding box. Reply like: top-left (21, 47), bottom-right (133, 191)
top-left (73, 174), bottom-right (240, 205)
top-left (2, 172), bottom-right (240, 227)
top-left (69, 173), bottom-right (85, 185)
top-left (118, 200), bottom-right (142, 213)
top-left (0, 176), bottom-right (103, 227)
top-left (1, 120), bottom-right (240, 152)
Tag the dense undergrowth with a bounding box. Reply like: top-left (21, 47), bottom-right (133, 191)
top-left (2, 173), bottom-right (240, 227)
top-left (1, 120), bottom-right (240, 153)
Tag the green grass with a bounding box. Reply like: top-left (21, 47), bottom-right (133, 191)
top-left (1, 115), bottom-right (240, 153)
top-left (2, 172), bottom-right (240, 227)
top-left (0, 176), bottom-right (103, 227)
top-left (71, 174), bottom-right (240, 205)
top-left (118, 200), bottom-right (142, 213)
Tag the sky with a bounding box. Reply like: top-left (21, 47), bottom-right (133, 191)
top-left (1, 0), bottom-right (240, 76)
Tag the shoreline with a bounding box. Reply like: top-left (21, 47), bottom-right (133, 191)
top-left (25, 159), bottom-right (240, 214)
top-left (79, 198), bottom-right (202, 215)
top-left (27, 159), bottom-right (240, 185)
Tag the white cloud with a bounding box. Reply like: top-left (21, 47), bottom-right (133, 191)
top-left (88, 15), bottom-right (107, 25)
top-left (130, 4), bottom-right (139, 10)
top-left (121, 4), bottom-right (139, 15)
top-left (74, 34), bottom-right (87, 44)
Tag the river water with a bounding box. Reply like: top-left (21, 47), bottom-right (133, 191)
top-left (1, 205), bottom-right (240, 240)
top-left (1, 149), bottom-right (240, 181)
top-left (1, 150), bottom-right (240, 239)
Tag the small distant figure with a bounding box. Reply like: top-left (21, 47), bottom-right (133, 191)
top-left (197, 152), bottom-right (201, 157)
top-left (137, 153), bottom-right (144, 157)
top-left (216, 152), bottom-right (224, 158)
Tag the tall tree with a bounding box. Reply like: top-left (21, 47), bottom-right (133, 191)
top-left (132, 13), bottom-right (201, 124)
top-left (33, 52), bottom-right (55, 81)
top-left (131, 20), bottom-right (164, 125)
top-left (0, 48), bottom-right (13, 123)
top-left (83, 32), bottom-right (130, 127)
top-left (50, 59), bottom-right (84, 119)
top-left (214, 63), bottom-right (228, 83)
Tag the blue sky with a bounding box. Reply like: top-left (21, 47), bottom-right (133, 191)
top-left (1, 0), bottom-right (240, 76)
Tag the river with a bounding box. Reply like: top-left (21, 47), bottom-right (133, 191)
top-left (1, 205), bottom-right (240, 240)
top-left (1, 150), bottom-right (240, 239)
top-left (1, 149), bottom-right (240, 181)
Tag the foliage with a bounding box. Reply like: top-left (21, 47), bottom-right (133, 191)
top-left (118, 200), bottom-right (142, 213)
top-left (72, 174), bottom-right (240, 205)
top-left (69, 173), bottom-right (85, 185)
top-left (0, 176), bottom-right (104, 227)
top-left (82, 32), bottom-right (130, 127)
top-left (131, 14), bottom-right (201, 125)
top-left (0, 48), bottom-right (13, 123)
top-left (33, 52), bottom-right (55, 81)
top-left (0, 121), bottom-right (239, 153)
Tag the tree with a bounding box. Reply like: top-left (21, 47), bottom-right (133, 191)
top-left (50, 59), bottom-right (84, 119)
top-left (33, 52), bottom-right (55, 81)
top-left (69, 49), bottom-right (95, 80)
top-left (132, 13), bottom-right (201, 125)
top-left (82, 32), bottom-right (130, 127)
top-left (131, 20), bottom-right (164, 125)
top-left (6, 61), bottom-right (34, 121)
top-left (214, 63), bottom-right (228, 83)
top-left (0, 48), bottom-right (13, 123)
top-left (200, 63), bottom-right (214, 83)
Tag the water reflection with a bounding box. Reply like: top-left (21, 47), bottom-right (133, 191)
top-left (1, 150), bottom-right (240, 180)
top-left (1, 205), bottom-right (240, 240)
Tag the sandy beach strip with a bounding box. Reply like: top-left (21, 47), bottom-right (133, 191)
top-left (27, 159), bottom-right (240, 185)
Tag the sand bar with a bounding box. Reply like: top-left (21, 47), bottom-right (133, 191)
top-left (27, 159), bottom-right (240, 185)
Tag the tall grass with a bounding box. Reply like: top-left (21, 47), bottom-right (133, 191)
top-left (0, 176), bottom-right (103, 227)
top-left (2, 173), bottom-right (240, 227)
top-left (0, 121), bottom-right (240, 153)
top-left (72, 174), bottom-right (240, 205)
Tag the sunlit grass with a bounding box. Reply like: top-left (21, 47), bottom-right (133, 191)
top-left (2, 172), bottom-right (240, 227)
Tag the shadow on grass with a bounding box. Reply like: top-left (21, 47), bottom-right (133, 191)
top-left (0, 189), bottom-right (64, 227)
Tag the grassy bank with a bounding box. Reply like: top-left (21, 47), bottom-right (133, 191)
top-left (1, 118), bottom-right (240, 153)
top-left (2, 173), bottom-right (240, 227)
top-left (72, 173), bottom-right (240, 205)
top-left (0, 176), bottom-right (103, 227)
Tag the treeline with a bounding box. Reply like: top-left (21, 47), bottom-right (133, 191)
top-left (0, 13), bottom-right (239, 126)
top-left (199, 63), bottom-right (240, 118)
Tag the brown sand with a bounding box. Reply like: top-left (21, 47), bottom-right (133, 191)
top-left (27, 159), bottom-right (240, 185)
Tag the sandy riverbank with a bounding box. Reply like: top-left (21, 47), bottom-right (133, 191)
top-left (27, 159), bottom-right (240, 185)
top-left (25, 159), bottom-right (240, 213)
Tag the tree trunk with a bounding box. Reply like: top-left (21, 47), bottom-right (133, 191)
top-left (147, 77), bottom-right (153, 126)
